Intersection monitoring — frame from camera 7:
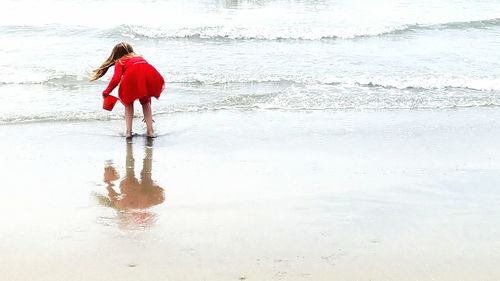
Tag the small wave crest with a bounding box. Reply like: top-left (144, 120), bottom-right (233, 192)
top-left (2, 68), bottom-right (499, 92)
top-left (3, 95), bottom-right (499, 125)
top-left (0, 72), bottom-right (100, 87)
top-left (115, 18), bottom-right (500, 41)
top-left (3, 84), bottom-right (500, 125)
top-left (2, 17), bottom-right (499, 41)
top-left (115, 24), bottom-right (412, 41)
top-left (0, 111), bottom-right (122, 125)
top-left (169, 73), bottom-right (500, 92)
top-left (338, 76), bottom-right (500, 92)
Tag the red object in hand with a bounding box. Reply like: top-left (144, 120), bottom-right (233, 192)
top-left (103, 95), bottom-right (119, 111)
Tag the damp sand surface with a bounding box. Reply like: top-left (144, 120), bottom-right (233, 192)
top-left (1, 108), bottom-right (500, 281)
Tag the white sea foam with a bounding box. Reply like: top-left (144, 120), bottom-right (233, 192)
top-left (116, 18), bottom-right (500, 41)
top-left (2, 68), bottom-right (499, 93)
top-left (3, 17), bottom-right (499, 41)
top-left (168, 73), bottom-right (500, 92)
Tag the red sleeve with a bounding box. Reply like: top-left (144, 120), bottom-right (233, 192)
top-left (102, 62), bottom-right (123, 96)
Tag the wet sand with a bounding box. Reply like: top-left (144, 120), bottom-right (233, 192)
top-left (1, 108), bottom-right (500, 280)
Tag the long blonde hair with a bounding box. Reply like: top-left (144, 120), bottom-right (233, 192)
top-left (90, 42), bottom-right (134, 81)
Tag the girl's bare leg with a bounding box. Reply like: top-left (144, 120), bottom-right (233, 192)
top-left (125, 103), bottom-right (134, 137)
top-left (141, 102), bottom-right (154, 137)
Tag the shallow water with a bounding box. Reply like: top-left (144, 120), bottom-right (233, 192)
top-left (1, 0), bottom-right (500, 123)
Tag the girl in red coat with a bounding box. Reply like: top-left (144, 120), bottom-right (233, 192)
top-left (91, 42), bottom-right (164, 138)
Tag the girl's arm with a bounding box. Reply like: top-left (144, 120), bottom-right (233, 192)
top-left (102, 62), bottom-right (123, 96)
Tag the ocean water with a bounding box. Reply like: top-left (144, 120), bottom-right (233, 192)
top-left (1, 0), bottom-right (500, 123)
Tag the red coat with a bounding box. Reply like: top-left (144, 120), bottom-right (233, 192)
top-left (102, 56), bottom-right (164, 106)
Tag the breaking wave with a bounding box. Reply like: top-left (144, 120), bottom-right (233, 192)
top-left (2, 70), bottom-right (499, 92)
top-left (2, 17), bottom-right (499, 41)
top-left (116, 18), bottom-right (500, 41)
top-left (2, 83), bottom-right (500, 125)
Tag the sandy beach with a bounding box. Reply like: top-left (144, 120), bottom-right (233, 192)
top-left (2, 0), bottom-right (500, 279)
top-left (1, 108), bottom-right (499, 280)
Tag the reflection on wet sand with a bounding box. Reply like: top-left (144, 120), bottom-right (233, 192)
top-left (96, 138), bottom-right (165, 228)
